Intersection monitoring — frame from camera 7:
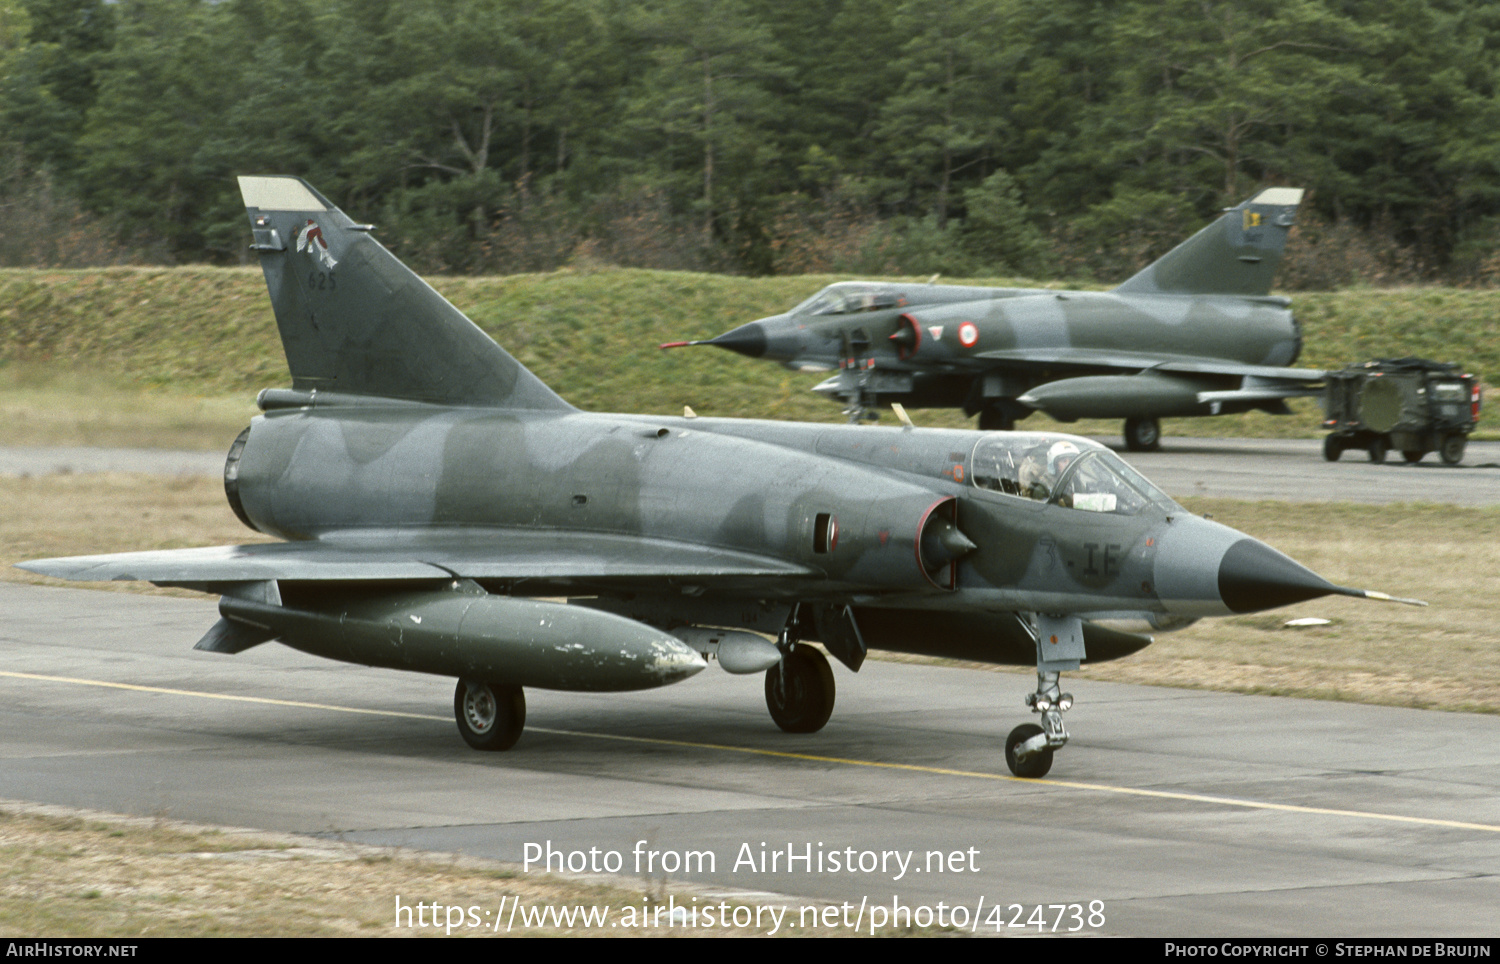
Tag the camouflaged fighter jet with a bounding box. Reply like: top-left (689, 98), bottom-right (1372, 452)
top-left (664, 188), bottom-right (1321, 452)
top-left (19, 177), bottom-right (1419, 778)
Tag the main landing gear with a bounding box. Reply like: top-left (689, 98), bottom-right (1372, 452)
top-left (1123, 417), bottom-right (1162, 452)
top-left (977, 400), bottom-right (1031, 432)
top-left (765, 642), bottom-right (836, 733)
top-left (455, 679), bottom-right (526, 751)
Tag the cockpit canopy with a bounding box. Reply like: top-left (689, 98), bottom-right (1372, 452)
top-left (792, 282), bottom-right (909, 317)
top-left (969, 433), bottom-right (1179, 515)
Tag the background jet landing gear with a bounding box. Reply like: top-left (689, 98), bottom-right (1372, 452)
top-left (977, 399), bottom-right (1031, 432)
top-left (837, 329), bottom-right (878, 424)
top-left (1123, 417), bottom-right (1162, 452)
top-left (838, 376), bottom-right (879, 424)
top-left (765, 642), bottom-right (835, 733)
top-left (455, 679), bottom-right (526, 750)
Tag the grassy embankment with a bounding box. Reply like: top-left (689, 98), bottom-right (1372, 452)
top-left (2, 266), bottom-right (1497, 448)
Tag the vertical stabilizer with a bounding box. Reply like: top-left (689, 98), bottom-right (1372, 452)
top-left (238, 175), bottom-right (573, 410)
top-left (1113, 188), bottom-right (1304, 297)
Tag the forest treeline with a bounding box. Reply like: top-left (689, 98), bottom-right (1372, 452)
top-left (4, 0), bottom-right (1500, 285)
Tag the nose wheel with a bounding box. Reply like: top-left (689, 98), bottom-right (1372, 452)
top-left (1005, 723), bottom-right (1053, 778)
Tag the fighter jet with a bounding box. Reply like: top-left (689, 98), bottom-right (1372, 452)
top-left (19, 177), bottom-right (1417, 778)
top-left (664, 188), bottom-right (1320, 451)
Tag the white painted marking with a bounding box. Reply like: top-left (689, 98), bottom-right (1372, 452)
top-left (237, 176), bottom-right (326, 212)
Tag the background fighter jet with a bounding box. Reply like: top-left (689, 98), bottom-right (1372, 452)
top-left (20, 178), bottom-right (1416, 778)
top-left (665, 188), bottom-right (1320, 451)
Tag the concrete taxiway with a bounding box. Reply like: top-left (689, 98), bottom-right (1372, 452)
top-left (3, 581), bottom-right (1497, 937)
top-left (1113, 437), bottom-right (1500, 506)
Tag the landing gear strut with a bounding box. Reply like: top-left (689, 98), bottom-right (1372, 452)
top-left (978, 407), bottom-right (1014, 432)
top-left (837, 329), bottom-right (878, 424)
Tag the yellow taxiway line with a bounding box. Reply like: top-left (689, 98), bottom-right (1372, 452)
top-left (5, 669), bottom-right (1498, 835)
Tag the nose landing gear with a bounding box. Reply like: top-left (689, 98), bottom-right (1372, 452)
top-left (1006, 671), bottom-right (1074, 778)
top-left (1005, 614), bottom-right (1082, 778)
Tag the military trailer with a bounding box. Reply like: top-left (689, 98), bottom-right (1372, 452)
top-left (1322, 358), bottom-right (1481, 464)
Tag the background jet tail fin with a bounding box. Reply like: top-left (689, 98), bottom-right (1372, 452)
top-left (237, 175), bottom-right (573, 410)
top-left (1112, 187), bottom-right (1304, 297)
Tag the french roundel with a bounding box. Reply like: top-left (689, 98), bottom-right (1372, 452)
top-left (958, 322), bottom-right (979, 347)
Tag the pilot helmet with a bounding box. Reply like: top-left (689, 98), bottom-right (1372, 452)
top-left (1047, 441), bottom-right (1080, 474)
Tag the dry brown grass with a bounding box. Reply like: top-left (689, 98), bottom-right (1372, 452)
top-left (0, 803), bottom-right (794, 937)
top-left (0, 474), bottom-right (274, 596)
top-left (1077, 499), bottom-right (1500, 713)
top-left (0, 366), bottom-right (256, 450)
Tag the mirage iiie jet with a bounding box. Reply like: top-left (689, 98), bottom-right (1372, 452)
top-left (20, 177), bottom-right (1417, 778)
top-left (665, 188), bottom-right (1320, 451)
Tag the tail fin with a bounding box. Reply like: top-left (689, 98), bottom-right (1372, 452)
top-left (1113, 187), bottom-right (1304, 297)
top-left (238, 175), bottom-right (573, 410)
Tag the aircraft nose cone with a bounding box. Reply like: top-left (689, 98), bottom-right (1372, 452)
top-left (1153, 515), bottom-right (1340, 618)
top-left (704, 314), bottom-right (806, 361)
top-left (706, 320), bottom-right (770, 358)
top-left (1216, 537), bottom-right (1337, 614)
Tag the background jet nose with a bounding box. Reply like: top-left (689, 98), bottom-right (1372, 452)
top-left (1217, 537), bottom-right (1338, 614)
top-left (703, 314), bottom-right (806, 361)
top-left (706, 320), bottom-right (770, 358)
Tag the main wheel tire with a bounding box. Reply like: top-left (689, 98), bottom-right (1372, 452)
top-left (1368, 437), bottom-right (1388, 464)
top-left (1323, 436), bottom-right (1343, 462)
top-left (1402, 449), bottom-right (1425, 464)
top-left (1440, 434), bottom-right (1466, 465)
top-left (455, 680), bottom-right (526, 751)
top-left (1004, 723), bottom-right (1054, 778)
top-left (1123, 417), bottom-right (1161, 452)
top-left (765, 646), bottom-right (836, 734)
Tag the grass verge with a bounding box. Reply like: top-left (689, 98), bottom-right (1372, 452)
top-left (0, 802), bottom-right (836, 937)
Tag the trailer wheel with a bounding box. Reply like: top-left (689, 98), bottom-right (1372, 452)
top-left (1323, 436), bottom-right (1343, 462)
top-left (1440, 434), bottom-right (1466, 465)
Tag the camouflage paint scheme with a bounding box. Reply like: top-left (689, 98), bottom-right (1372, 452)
top-left (20, 178), bottom-right (1407, 776)
top-left (667, 189), bottom-right (1320, 451)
